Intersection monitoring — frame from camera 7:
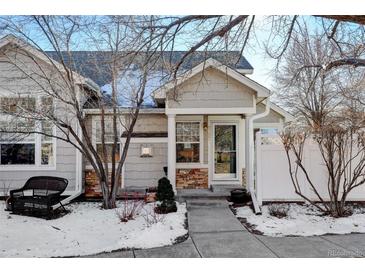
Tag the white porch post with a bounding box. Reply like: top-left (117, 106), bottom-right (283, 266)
top-left (245, 115), bottom-right (253, 192)
top-left (167, 114), bottom-right (176, 192)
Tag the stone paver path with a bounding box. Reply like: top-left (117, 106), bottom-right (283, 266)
top-left (87, 199), bottom-right (365, 258)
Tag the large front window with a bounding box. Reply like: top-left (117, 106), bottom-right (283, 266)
top-left (1, 144), bottom-right (35, 165)
top-left (0, 119), bottom-right (36, 165)
top-left (176, 122), bottom-right (200, 163)
top-left (0, 97), bottom-right (55, 167)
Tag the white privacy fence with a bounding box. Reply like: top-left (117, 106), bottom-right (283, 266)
top-left (255, 132), bottom-right (365, 204)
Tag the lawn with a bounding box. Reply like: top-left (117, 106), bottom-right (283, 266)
top-left (0, 201), bottom-right (187, 257)
top-left (235, 203), bottom-right (365, 237)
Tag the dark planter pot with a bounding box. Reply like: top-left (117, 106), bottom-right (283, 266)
top-left (230, 189), bottom-right (250, 204)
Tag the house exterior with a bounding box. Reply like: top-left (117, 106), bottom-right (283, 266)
top-left (0, 35), bottom-right (292, 206)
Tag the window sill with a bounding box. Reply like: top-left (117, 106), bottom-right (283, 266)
top-left (0, 165), bottom-right (57, 171)
top-left (176, 163), bottom-right (208, 169)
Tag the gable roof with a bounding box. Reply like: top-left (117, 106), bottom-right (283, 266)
top-left (153, 57), bottom-right (293, 121)
top-left (0, 35), bottom-right (99, 92)
top-left (153, 58), bottom-right (270, 99)
top-left (45, 51), bottom-right (254, 87)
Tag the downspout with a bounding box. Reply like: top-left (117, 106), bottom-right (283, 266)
top-left (246, 97), bottom-right (271, 214)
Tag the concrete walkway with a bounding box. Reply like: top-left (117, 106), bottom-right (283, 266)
top-left (87, 199), bottom-right (365, 258)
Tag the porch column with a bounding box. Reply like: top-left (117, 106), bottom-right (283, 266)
top-left (245, 115), bottom-right (263, 209)
top-left (167, 114), bottom-right (176, 192)
top-left (245, 115), bottom-right (254, 193)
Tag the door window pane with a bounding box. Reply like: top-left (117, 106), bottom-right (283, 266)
top-left (214, 125), bottom-right (237, 175)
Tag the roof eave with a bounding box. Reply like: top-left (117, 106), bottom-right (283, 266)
top-left (152, 57), bottom-right (269, 99)
top-left (236, 68), bottom-right (254, 74)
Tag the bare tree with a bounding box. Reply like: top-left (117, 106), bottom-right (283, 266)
top-left (131, 16), bottom-right (365, 76)
top-left (273, 25), bottom-right (347, 127)
top-left (276, 26), bottom-right (365, 217)
top-left (0, 16), bottom-right (167, 209)
top-left (0, 15), bottom-right (364, 211)
top-left (281, 116), bottom-right (365, 217)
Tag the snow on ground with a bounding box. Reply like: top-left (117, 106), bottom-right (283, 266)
top-left (236, 204), bottom-right (365, 237)
top-left (0, 201), bottom-right (187, 257)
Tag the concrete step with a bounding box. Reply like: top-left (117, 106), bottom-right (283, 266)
top-left (176, 185), bottom-right (246, 202)
top-left (186, 198), bottom-right (229, 209)
top-left (176, 189), bottom-right (228, 202)
top-left (210, 184), bottom-right (245, 195)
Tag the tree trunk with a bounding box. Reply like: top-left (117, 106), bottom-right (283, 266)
top-left (99, 177), bottom-right (117, 209)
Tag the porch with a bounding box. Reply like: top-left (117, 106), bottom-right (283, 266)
top-left (166, 113), bottom-right (258, 193)
top-left (176, 184), bottom-right (246, 201)
top-left (153, 59), bottom-right (278, 212)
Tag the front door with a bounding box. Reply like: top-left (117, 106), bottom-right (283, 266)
top-left (213, 123), bottom-right (238, 180)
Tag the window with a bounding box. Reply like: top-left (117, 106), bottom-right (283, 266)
top-left (1, 144), bottom-right (35, 165)
top-left (0, 97), bottom-right (55, 167)
top-left (95, 119), bottom-right (120, 162)
top-left (176, 122), bottom-right (200, 163)
top-left (41, 121), bottom-right (54, 165)
top-left (0, 118), bottom-right (36, 165)
top-left (0, 97), bottom-right (36, 114)
top-left (40, 98), bottom-right (55, 166)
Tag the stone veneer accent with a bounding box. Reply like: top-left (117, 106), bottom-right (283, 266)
top-left (85, 170), bottom-right (102, 197)
top-left (176, 168), bottom-right (208, 189)
top-left (85, 170), bottom-right (119, 197)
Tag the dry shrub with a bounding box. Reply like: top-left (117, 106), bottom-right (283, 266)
top-left (116, 198), bottom-right (145, 222)
top-left (142, 205), bottom-right (166, 227)
top-left (268, 204), bottom-right (289, 218)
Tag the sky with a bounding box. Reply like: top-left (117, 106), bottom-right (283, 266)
top-left (0, 15), bottom-right (322, 93)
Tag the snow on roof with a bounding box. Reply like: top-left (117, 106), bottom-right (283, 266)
top-left (101, 67), bottom-right (170, 107)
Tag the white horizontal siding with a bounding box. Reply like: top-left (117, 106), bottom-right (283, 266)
top-left (167, 68), bottom-right (255, 109)
top-left (124, 142), bottom-right (167, 188)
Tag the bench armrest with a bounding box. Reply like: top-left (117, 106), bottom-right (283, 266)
top-left (10, 188), bottom-right (25, 198)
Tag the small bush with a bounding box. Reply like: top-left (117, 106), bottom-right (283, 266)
top-left (142, 206), bottom-right (166, 227)
top-left (116, 198), bottom-right (145, 222)
top-left (268, 204), bottom-right (289, 219)
top-left (155, 177), bottom-right (177, 214)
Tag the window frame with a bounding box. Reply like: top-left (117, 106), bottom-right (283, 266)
top-left (0, 95), bottom-right (56, 170)
top-left (92, 115), bottom-right (122, 166)
top-left (212, 122), bottom-right (239, 180)
top-left (175, 116), bottom-right (204, 166)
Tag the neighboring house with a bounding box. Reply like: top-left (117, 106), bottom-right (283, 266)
top-left (0, 35), bottom-right (293, 207)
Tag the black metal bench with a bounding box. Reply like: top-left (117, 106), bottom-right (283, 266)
top-left (8, 176), bottom-right (68, 219)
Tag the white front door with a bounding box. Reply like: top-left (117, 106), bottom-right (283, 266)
top-left (213, 123), bottom-right (238, 180)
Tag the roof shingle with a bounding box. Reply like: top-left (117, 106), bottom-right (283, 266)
top-left (46, 51), bottom-right (253, 87)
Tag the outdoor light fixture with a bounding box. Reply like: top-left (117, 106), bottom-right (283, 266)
top-left (203, 122), bottom-right (208, 131)
top-left (140, 144), bottom-right (153, 157)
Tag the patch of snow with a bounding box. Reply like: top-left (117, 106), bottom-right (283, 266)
top-left (235, 204), bottom-right (365, 237)
top-left (0, 201), bottom-right (187, 257)
top-left (101, 69), bottom-right (170, 107)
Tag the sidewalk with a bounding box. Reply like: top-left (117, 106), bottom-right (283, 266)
top-left (87, 199), bottom-right (365, 258)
